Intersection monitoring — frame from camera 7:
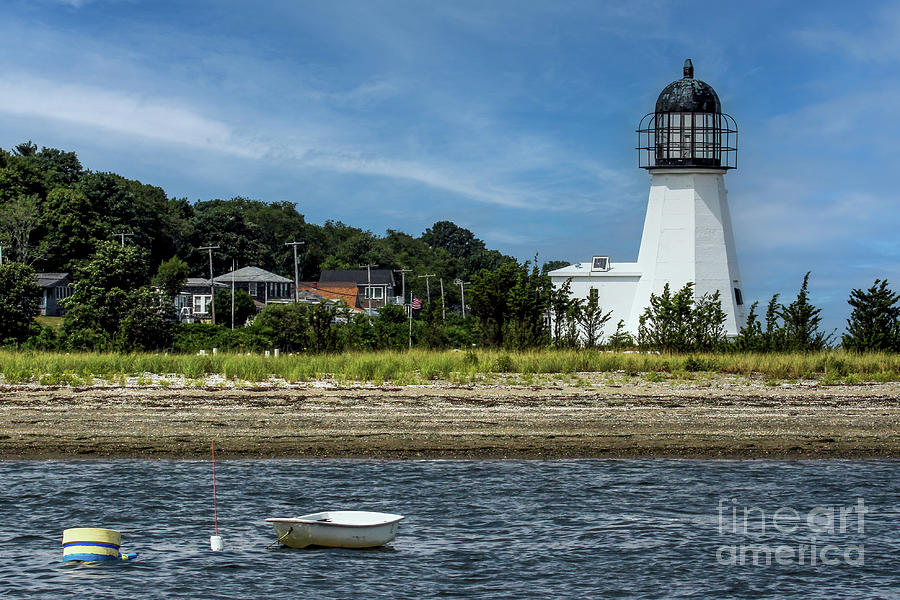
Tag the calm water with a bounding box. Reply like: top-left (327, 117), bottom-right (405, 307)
top-left (0, 459), bottom-right (897, 599)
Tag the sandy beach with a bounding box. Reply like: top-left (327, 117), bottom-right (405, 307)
top-left (1, 376), bottom-right (898, 460)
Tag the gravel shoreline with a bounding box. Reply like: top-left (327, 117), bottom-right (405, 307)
top-left (1, 377), bottom-right (898, 459)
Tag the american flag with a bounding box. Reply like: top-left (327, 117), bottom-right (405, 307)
top-left (411, 297), bottom-right (422, 310)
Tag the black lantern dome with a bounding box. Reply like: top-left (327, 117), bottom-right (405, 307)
top-left (637, 59), bottom-right (737, 169)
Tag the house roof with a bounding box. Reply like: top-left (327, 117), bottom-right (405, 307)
top-left (301, 282), bottom-right (363, 311)
top-left (36, 273), bottom-right (70, 287)
top-left (297, 290), bottom-right (328, 303)
top-left (183, 277), bottom-right (228, 291)
top-left (213, 266), bottom-right (292, 284)
top-left (548, 262), bottom-right (643, 278)
top-left (319, 269), bottom-right (395, 286)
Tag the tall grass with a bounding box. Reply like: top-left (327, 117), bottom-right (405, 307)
top-left (0, 349), bottom-right (898, 385)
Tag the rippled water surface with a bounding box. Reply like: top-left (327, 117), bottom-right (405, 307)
top-left (0, 459), bottom-right (897, 598)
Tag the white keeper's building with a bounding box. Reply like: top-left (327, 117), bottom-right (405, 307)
top-left (549, 59), bottom-right (747, 337)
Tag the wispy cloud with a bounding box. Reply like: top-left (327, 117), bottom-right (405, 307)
top-left (300, 151), bottom-right (531, 209)
top-left (0, 75), bottom-right (263, 158)
top-left (794, 4), bottom-right (900, 62)
top-left (0, 64), bottom-right (629, 214)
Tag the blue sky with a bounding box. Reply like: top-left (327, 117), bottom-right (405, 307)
top-left (1, 0), bottom-right (898, 334)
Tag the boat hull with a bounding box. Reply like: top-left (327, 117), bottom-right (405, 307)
top-left (266, 511), bottom-right (403, 549)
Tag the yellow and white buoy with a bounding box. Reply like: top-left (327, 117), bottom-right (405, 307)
top-left (62, 528), bottom-right (137, 562)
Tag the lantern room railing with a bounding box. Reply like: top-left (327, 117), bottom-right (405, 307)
top-left (637, 111), bottom-right (737, 169)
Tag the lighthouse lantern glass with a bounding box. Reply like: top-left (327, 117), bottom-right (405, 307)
top-left (637, 62), bottom-right (737, 170)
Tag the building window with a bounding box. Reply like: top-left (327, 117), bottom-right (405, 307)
top-left (589, 288), bottom-right (599, 302)
top-left (365, 286), bottom-right (384, 299)
top-left (193, 295), bottom-right (212, 314)
top-left (734, 288), bottom-right (744, 306)
top-left (54, 285), bottom-right (72, 300)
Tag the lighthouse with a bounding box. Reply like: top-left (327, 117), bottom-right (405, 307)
top-left (549, 59), bottom-right (747, 337)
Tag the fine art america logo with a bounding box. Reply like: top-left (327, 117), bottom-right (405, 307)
top-left (716, 498), bottom-right (867, 567)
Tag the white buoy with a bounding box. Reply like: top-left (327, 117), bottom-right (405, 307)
top-left (210, 441), bottom-right (223, 551)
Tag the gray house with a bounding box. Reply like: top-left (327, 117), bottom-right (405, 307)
top-left (213, 266), bottom-right (293, 307)
top-left (36, 273), bottom-right (72, 317)
top-left (176, 266), bottom-right (298, 322)
top-left (175, 277), bottom-right (222, 322)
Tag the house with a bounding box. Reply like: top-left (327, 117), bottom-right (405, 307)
top-left (213, 266), bottom-right (293, 308)
top-left (36, 273), bottom-right (73, 317)
top-left (317, 269), bottom-right (399, 311)
top-left (176, 266), bottom-right (357, 322)
top-left (175, 277), bottom-right (223, 322)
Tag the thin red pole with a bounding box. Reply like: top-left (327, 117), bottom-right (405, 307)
top-left (212, 441), bottom-right (219, 536)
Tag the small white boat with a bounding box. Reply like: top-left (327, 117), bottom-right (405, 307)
top-left (266, 511), bottom-right (404, 549)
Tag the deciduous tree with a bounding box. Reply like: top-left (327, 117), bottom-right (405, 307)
top-left (0, 261), bottom-right (40, 344)
top-left (153, 256), bottom-right (190, 299)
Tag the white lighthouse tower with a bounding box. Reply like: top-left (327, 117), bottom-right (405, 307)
top-left (549, 59), bottom-right (747, 337)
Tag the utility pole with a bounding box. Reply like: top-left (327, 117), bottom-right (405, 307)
top-left (455, 279), bottom-right (470, 318)
top-left (360, 263), bottom-right (378, 314)
top-left (440, 278), bottom-right (446, 321)
top-left (231, 259), bottom-right (235, 330)
top-left (113, 232), bottom-right (134, 247)
top-left (395, 268), bottom-right (412, 306)
top-left (285, 241), bottom-right (305, 303)
top-left (418, 273), bottom-right (435, 303)
top-left (199, 245), bottom-right (220, 324)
